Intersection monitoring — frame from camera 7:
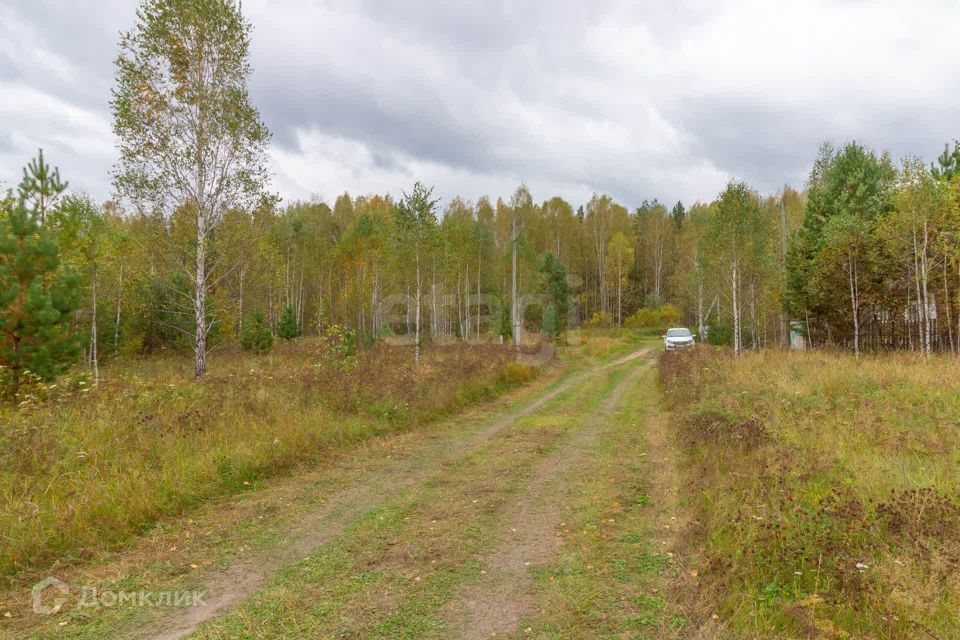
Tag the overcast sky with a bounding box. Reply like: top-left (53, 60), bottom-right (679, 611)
top-left (2, 0), bottom-right (959, 210)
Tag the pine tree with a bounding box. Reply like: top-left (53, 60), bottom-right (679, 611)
top-left (541, 304), bottom-right (558, 337)
top-left (539, 252), bottom-right (570, 334)
top-left (498, 303), bottom-right (512, 342)
top-left (0, 161), bottom-right (82, 395)
top-left (276, 305), bottom-right (301, 340)
top-left (931, 141), bottom-right (960, 181)
top-left (18, 149), bottom-right (67, 225)
top-left (240, 310), bottom-right (273, 353)
top-left (671, 201), bottom-right (686, 229)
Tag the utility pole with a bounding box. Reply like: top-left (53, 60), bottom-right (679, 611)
top-left (780, 192), bottom-right (788, 347)
top-left (512, 210), bottom-right (521, 350)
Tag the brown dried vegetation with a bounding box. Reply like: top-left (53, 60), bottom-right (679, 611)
top-left (0, 339), bottom-right (537, 585)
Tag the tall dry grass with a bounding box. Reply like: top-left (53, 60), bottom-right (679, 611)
top-left (660, 348), bottom-right (960, 639)
top-left (0, 339), bottom-right (535, 586)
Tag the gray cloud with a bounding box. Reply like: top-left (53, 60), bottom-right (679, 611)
top-left (3, 0), bottom-right (960, 209)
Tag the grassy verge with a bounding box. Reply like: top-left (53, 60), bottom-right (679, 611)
top-left (0, 339), bottom-right (538, 585)
top-left (659, 348), bottom-right (960, 639)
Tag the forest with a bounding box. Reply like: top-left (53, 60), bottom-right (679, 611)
top-left (5, 136), bottom-right (960, 395)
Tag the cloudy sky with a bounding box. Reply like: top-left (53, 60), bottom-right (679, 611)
top-left (2, 0), bottom-right (959, 210)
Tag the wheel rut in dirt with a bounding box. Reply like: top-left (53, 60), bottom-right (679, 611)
top-left (456, 358), bottom-right (650, 640)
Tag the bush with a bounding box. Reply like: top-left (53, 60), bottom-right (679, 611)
top-left (276, 306), bottom-right (302, 341)
top-left (705, 320), bottom-right (732, 346)
top-left (585, 311), bottom-right (613, 328)
top-left (501, 360), bottom-right (537, 384)
top-left (240, 310), bottom-right (273, 354)
top-left (623, 304), bottom-right (681, 331)
top-left (317, 324), bottom-right (357, 369)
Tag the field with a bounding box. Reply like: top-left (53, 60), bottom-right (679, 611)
top-left (0, 334), bottom-right (674, 639)
top-left (3, 336), bottom-right (959, 639)
top-left (0, 339), bottom-right (537, 586)
top-left (660, 348), bottom-right (960, 638)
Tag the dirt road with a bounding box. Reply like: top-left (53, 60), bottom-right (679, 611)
top-left (11, 345), bottom-right (691, 639)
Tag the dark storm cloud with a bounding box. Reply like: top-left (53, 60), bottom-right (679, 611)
top-left (251, 69), bottom-right (497, 170)
top-left (676, 102), bottom-right (827, 190)
top-left (3, 0), bottom-right (960, 207)
top-left (680, 98), bottom-right (959, 196)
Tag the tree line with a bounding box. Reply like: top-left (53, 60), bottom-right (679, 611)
top-left (3, 0), bottom-right (960, 397)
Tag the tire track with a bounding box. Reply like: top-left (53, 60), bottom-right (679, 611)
top-left (457, 357), bottom-right (650, 640)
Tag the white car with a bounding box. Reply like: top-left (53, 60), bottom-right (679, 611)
top-left (663, 327), bottom-right (695, 350)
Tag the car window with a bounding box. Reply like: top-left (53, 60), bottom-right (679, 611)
top-left (666, 329), bottom-right (692, 337)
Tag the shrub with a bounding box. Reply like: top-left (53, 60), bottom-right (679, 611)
top-left (317, 324), bottom-right (357, 369)
top-left (623, 304), bottom-right (681, 331)
top-left (502, 360), bottom-right (536, 384)
top-left (585, 310), bottom-right (613, 328)
top-left (705, 320), bottom-right (732, 346)
top-left (276, 305), bottom-right (302, 341)
top-left (239, 310), bottom-right (273, 354)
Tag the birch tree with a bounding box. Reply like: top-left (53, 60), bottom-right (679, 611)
top-left (605, 232), bottom-right (634, 327)
top-left (586, 195), bottom-right (611, 314)
top-left (53, 196), bottom-right (107, 383)
top-left (509, 185), bottom-right (533, 349)
top-left (710, 181), bottom-right (764, 355)
top-left (396, 182), bottom-right (438, 363)
top-left (886, 160), bottom-right (944, 356)
top-left (111, 0), bottom-right (271, 378)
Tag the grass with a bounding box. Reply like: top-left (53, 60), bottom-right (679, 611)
top-left (659, 348), bottom-right (960, 639)
top-left (0, 338), bottom-right (539, 586)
